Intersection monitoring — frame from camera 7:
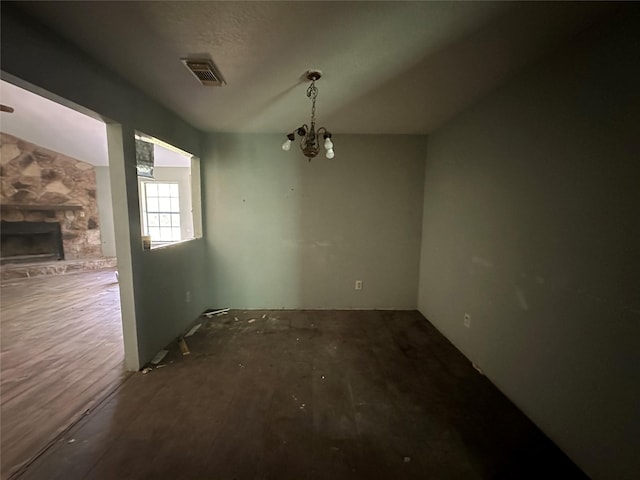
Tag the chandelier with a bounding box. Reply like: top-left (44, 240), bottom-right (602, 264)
top-left (282, 70), bottom-right (334, 161)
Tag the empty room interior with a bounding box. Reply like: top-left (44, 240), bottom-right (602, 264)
top-left (0, 2), bottom-right (638, 480)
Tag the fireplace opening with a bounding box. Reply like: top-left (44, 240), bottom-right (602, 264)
top-left (1, 221), bottom-right (64, 265)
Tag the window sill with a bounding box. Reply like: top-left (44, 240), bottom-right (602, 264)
top-left (144, 237), bottom-right (199, 251)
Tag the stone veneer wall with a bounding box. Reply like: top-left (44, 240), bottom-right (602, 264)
top-left (0, 133), bottom-right (103, 260)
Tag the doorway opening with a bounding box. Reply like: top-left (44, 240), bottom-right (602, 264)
top-left (0, 79), bottom-right (129, 477)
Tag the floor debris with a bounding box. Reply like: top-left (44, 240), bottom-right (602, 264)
top-left (204, 308), bottom-right (230, 317)
top-left (248, 319), bottom-right (256, 324)
top-left (67, 439), bottom-right (75, 444)
top-left (185, 323), bottom-right (201, 337)
top-left (178, 337), bottom-right (191, 356)
top-left (404, 457), bottom-right (411, 463)
top-left (150, 349), bottom-right (169, 365)
top-left (262, 314), bottom-right (267, 319)
top-left (141, 367), bottom-right (153, 374)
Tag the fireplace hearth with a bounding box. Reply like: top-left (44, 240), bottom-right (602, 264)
top-left (1, 221), bottom-right (64, 265)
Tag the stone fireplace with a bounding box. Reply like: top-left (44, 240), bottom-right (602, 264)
top-left (1, 133), bottom-right (103, 266)
top-left (1, 220), bottom-right (64, 264)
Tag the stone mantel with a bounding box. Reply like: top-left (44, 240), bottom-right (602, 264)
top-left (1, 204), bottom-right (84, 212)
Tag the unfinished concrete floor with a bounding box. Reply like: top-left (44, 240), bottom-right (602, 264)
top-left (15, 310), bottom-right (586, 479)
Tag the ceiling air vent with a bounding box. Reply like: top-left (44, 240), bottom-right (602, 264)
top-left (181, 58), bottom-right (225, 86)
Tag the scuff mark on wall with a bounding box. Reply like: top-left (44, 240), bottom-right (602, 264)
top-left (514, 286), bottom-right (529, 310)
top-left (472, 256), bottom-right (494, 268)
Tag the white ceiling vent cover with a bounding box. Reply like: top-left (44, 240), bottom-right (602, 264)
top-left (181, 58), bottom-right (225, 86)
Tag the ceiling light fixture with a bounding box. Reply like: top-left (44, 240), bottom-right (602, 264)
top-left (282, 70), bottom-right (334, 161)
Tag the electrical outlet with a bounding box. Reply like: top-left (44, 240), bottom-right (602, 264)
top-left (185, 291), bottom-right (191, 303)
top-left (464, 313), bottom-right (471, 328)
top-left (355, 280), bottom-right (363, 290)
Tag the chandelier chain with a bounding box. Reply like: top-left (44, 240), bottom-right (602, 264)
top-left (307, 80), bottom-right (318, 127)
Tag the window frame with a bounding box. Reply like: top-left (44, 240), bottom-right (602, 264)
top-left (141, 181), bottom-right (182, 244)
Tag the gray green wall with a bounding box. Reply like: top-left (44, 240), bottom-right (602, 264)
top-left (95, 166), bottom-right (116, 258)
top-left (203, 133), bottom-right (426, 309)
top-left (1, 5), bottom-right (209, 369)
top-left (418, 10), bottom-right (640, 479)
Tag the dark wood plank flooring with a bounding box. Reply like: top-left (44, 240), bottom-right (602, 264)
top-left (13, 310), bottom-right (586, 479)
top-left (1, 269), bottom-right (127, 479)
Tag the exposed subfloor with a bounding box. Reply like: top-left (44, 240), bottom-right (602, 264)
top-left (0, 268), bottom-right (127, 479)
top-left (14, 310), bottom-right (586, 479)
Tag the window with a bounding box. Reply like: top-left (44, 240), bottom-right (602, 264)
top-left (135, 131), bottom-right (202, 249)
top-left (141, 182), bottom-right (181, 243)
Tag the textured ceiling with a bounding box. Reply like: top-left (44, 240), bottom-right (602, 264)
top-left (10, 1), bottom-right (613, 134)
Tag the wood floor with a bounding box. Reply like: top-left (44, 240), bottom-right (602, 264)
top-left (14, 310), bottom-right (585, 479)
top-left (0, 268), bottom-right (127, 479)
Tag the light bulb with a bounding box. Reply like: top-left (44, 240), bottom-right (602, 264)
top-left (326, 148), bottom-right (335, 159)
top-left (324, 137), bottom-right (333, 150)
top-left (282, 139), bottom-right (292, 151)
